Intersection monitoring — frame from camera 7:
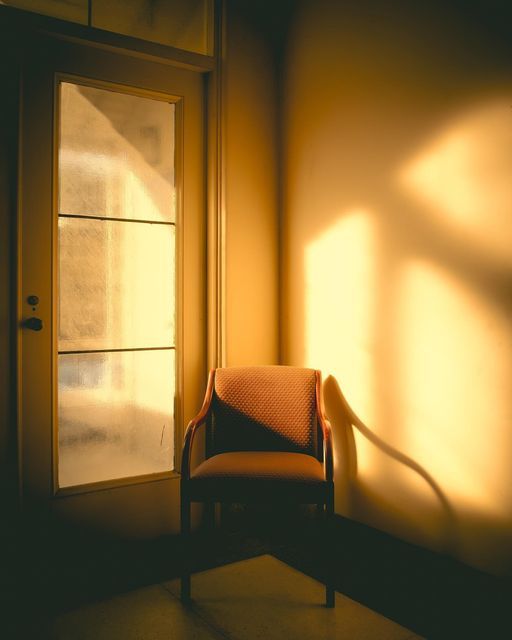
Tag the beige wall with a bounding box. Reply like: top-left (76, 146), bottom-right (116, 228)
top-left (281, 0), bottom-right (512, 576)
top-left (223, 0), bottom-right (280, 366)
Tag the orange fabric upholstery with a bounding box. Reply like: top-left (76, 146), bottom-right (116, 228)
top-left (189, 451), bottom-right (325, 502)
top-left (212, 366), bottom-right (317, 455)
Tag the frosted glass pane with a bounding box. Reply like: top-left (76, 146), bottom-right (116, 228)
top-left (58, 217), bottom-right (175, 351)
top-left (91, 0), bottom-right (213, 55)
top-left (58, 350), bottom-right (175, 487)
top-left (59, 82), bottom-right (175, 222)
top-left (0, 0), bottom-right (88, 24)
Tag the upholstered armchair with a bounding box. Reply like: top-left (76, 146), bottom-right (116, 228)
top-left (180, 365), bottom-right (335, 607)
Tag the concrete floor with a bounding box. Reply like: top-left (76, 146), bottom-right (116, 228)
top-left (51, 555), bottom-right (423, 640)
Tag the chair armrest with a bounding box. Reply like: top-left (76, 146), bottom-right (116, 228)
top-left (315, 370), bottom-right (334, 483)
top-left (181, 368), bottom-right (215, 481)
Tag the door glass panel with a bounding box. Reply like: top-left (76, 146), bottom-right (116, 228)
top-left (58, 218), bottom-right (175, 351)
top-left (59, 82), bottom-right (175, 222)
top-left (58, 350), bottom-right (175, 487)
top-left (57, 79), bottom-right (176, 489)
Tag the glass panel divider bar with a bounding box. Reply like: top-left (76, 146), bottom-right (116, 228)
top-left (59, 346), bottom-right (175, 355)
top-left (59, 213), bottom-right (176, 226)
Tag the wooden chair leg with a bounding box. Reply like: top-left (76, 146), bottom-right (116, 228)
top-left (326, 582), bottom-right (335, 608)
top-left (325, 487), bottom-right (335, 608)
top-left (181, 494), bottom-right (191, 603)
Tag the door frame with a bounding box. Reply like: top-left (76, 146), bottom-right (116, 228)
top-left (52, 70), bottom-right (186, 497)
top-left (12, 5), bottom-right (226, 526)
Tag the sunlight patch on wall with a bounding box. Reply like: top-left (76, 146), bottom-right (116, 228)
top-left (305, 209), bottom-right (377, 473)
top-left (400, 99), bottom-right (512, 265)
top-left (398, 260), bottom-right (511, 516)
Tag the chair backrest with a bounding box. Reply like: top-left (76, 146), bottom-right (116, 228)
top-left (211, 366), bottom-right (318, 457)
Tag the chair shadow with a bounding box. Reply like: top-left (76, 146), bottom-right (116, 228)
top-left (323, 375), bottom-right (458, 552)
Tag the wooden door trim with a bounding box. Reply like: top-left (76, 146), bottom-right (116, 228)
top-left (0, 4), bottom-right (216, 73)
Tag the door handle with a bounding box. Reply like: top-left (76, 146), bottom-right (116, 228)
top-left (22, 317), bottom-right (43, 331)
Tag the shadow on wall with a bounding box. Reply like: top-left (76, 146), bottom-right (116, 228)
top-left (323, 375), bottom-right (458, 554)
top-left (282, 0), bottom-right (512, 575)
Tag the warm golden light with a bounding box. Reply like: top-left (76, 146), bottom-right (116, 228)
top-left (305, 209), bottom-right (378, 475)
top-left (58, 82), bottom-right (176, 487)
top-left (302, 103), bottom-right (512, 571)
top-left (400, 100), bottom-right (512, 265)
top-left (305, 210), bottom-right (377, 420)
top-left (396, 98), bottom-right (512, 520)
top-left (60, 83), bottom-right (175, 223)
top-left (398, 260), bottom-right (512, 515)
top-left (284, 0), bottom-right (512, 576)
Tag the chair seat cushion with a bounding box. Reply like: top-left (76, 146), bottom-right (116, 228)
top-left (187, 452), bottom-right (327, 503)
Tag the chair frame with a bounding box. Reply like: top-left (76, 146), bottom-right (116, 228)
top-left (180, 367), bottom-right (335, 607)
